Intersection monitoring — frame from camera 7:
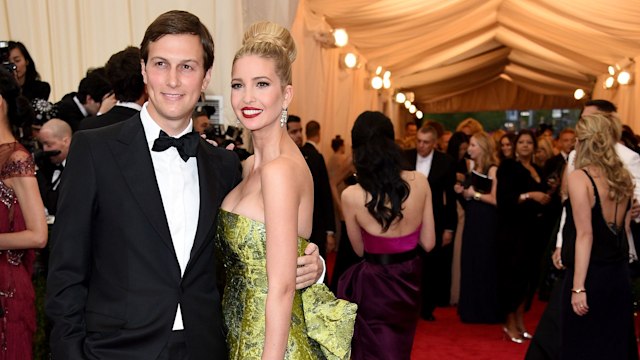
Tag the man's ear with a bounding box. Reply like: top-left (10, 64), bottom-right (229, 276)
top-left (141, 60), bottom-right (148, 84)
top-left (201, 67), bottom-right (212, 91)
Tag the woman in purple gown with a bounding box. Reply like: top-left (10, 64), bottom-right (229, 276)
top-left (338, 111), bottom-right (436, 360)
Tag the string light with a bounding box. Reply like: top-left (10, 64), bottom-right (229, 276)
top-left (333, 29), bottom-right (348, 47)
top-left (344, 53), bottom-right (357, 68)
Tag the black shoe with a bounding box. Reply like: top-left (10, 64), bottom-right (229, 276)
top-left (421, 313), bottom-right (436, 321)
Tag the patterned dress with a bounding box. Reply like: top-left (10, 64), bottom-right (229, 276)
top-left (0, 142), bottom-right (37, 360)
top-left (216, 209), bottom-right (356, 360)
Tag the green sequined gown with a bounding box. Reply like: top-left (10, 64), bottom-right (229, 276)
top-left (216, 209), bottom-right (356, 360)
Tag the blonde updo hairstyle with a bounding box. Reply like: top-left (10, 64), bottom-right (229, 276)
top-left (575, 113), bottom-right (634, 201)
top-left (233, 21), bottom-right (297, 88)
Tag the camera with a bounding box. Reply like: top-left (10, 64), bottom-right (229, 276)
top-left (0, 41), bottom-right (17, 73)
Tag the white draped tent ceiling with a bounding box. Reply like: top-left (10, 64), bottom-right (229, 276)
top-left (296, 0), bottom-right (640, 129)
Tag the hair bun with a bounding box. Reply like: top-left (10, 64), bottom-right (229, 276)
top-left (242, 21), bottom-right (297, 63)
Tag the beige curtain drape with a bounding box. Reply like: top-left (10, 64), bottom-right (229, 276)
top-left (303, 0), bottom-right (640, 132)
top-left (2, 0), bottom-right (639, 145)
top-left (0, 0), bottom-right (299, 127)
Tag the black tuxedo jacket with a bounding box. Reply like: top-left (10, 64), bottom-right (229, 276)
top-left (404, 149), bottom-right (457, 245)
top-left (35, 159), bottom-right (62, 215)
top-left (300, 143), bottom-right (335, 253)
top-left (46, 114), bottom-right (241, 359)
top-left (78, 105), bottom-right (140, 131)
top-left (55, 92), bottom-right (86, 132)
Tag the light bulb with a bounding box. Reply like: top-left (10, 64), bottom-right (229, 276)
top-left (371, 76), bottom-right (383, 90)
top-left (608, 66), bottom-right (615, 76)
top-left (333, 29), bottom-right (348, 47)
top-left (383, 77), bottom-right (391, 89)
top-left (383, 71), bottom-right (391, 79)
top-left (404, 100), bottom-right (411, 109)
top-left (376, 66), bottom-right (382, 75)
top-left (409, 105), bottom-right (416, 114)
top-left (573, 88), bottom-right (585, 100)
top-left (344, 53), bottom-right (357, 68)
top-left (604, 76), bottom-right (615, 88)
top-left (395, 92), bottom-right (406, 103)
top-left (617, 71), bottom-right (631, 85)
top-left (416, 111), bottom-right (423, 119)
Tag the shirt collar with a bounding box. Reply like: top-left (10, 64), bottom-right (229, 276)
top-left (306, 140), bottom-right (319, 149)
top-left (140, 102), bottom-right (193, 151)
top-left (417, 150), bottom-right (434, 162)
top-left (72, 95), bottom-right (89, 117)
top-left (116, 101), bottom-right (143, 112)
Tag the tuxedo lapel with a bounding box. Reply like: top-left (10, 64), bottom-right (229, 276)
top-left (186, 141), bottom-right (217, 271)
top-left (428, 152), bottom-right (439, 182)
top-left (110, 117), bottom-right (175, 253)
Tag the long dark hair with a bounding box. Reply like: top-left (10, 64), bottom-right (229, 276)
top-left (8, 41), bottom-right (41, 82)
top-left (446, 131), bottom-right (469, 161)
top-left (0, 67), bottom-right (32, 132)
top-left (351, 111), bottom-right (409, 231)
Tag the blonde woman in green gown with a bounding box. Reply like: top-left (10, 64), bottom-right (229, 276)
top-left (216, 21), bottom-right (355, 360)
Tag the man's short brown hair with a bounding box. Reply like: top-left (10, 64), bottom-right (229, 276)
top-left (140, 10), bottom-right (215, 71)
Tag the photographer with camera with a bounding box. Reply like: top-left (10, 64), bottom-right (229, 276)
top-left (5, 41), bottom-right (51, 101)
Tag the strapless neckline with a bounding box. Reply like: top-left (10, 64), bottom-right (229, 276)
top-left (218, 208), bottom-right (310, 242)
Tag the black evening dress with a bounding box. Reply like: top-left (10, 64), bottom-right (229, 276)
top-left (560, 170), bottom-right (638, 360)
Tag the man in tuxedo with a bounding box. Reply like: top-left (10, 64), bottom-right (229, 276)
top-left (46, 11), bottom-right (322, 360)
top-left (288, 117), bottom-right (336, 257)
top-left (543, 128), bottom-right (575, 181)
top-left (79, 46), bottom-right (147, 131)
top-left (35, 118), bottom-right (72, 216)
top-left (55, 67), bottom-right (111, 132)
top-left (405, 125), bottom-right (457, 321)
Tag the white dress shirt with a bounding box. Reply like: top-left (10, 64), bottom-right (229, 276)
top-left (140, 103), bottom-right (200, 330)
top-left (416, 151), bottom-right (434, 177)
top-left (557, 143), bottom-right (640, 261)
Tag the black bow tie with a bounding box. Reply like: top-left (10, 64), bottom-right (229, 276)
top-left (152, 130), bottom-right (199, 162)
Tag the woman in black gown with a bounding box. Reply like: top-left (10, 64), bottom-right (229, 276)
top-left (455, 131), bottom-right (501, 323)
top-left (496, 130), bottom-right (551, 343)
top-left (560, 113), bottom-right (638, 359)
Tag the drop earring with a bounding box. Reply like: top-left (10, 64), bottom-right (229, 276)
top-left (280, 108), bottom-right (288, 128)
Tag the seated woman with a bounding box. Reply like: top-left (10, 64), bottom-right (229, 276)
top-left (338, 111), bottom-right (435, 360)
top-left (8, 41), bottom-right (50, 101)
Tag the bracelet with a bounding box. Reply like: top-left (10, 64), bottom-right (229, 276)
top-left (473, 192), bottom-right (482, 201)
top-left (571, 288), bottom-right (586, 294)
top-left (520, 193), bottom-right (530, 201)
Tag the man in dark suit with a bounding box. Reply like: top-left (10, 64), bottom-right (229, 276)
top-left (79, 46), bottom-right (147, 131)
top-left (289, 117), bottom-right (336, 257)
top-left (35, 118), bottom-right (72, 216)
top-left (405, 125), bottom-right (457, 321)
top-left (55, 67), bottom-right (111, 132)
top-left (46, 11), bottom-right (322, 360)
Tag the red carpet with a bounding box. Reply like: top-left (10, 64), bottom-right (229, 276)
top-left (327, 251), bottom-right (543, 359)
top-left (411, 301), bottom-right (544, 360)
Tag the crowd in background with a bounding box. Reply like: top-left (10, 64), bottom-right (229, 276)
top-left (1, 37), bottom-right (639, 359)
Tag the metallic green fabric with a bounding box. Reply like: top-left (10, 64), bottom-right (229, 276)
top-left (216, 209), bottom-right (356, 359)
